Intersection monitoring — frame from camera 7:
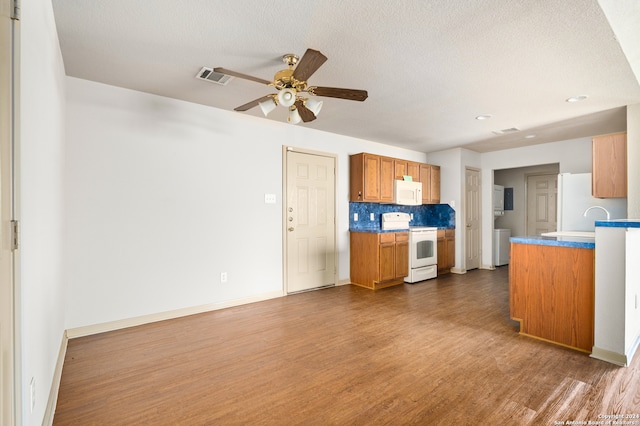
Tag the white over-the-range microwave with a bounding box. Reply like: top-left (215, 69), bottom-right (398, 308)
top-left (394, 180), bottom-right (422, 206)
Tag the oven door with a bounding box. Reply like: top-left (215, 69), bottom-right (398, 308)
top-left (410, 230), bottom-right (437, 268)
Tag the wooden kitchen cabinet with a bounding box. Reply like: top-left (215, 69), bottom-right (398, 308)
top-left (394, 160), bottom-right (421, 182)
top-left (380, 156), bottom-right (395, 203)
top-left (350, 152), bottom-right (441, 205)
top-left (437, 229), bottom-right (455, 274)
top-left (350, 153), bottom-right (381, 202)
top-left (592, 132), bottom-right (627, 198)
top-left (350, 232), bottom-right (409, 289)
top-left (349, 153), bottom-right (394, 202)
top-left (420, 164), bottom-right (441, 204)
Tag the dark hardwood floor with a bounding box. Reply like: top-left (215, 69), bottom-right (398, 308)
top-left (54, 268), bottom-right (640, 425)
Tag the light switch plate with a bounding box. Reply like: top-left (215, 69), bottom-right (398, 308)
top-left (264, 194), bottom-right (276, 204)
top-left (353, 213), bottom-right (358, 221)
top-left (370, 213), bottom-right (375, 221)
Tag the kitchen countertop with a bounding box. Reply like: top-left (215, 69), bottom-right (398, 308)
top-left (595, 219), bottom-right (640, 228)
top-left (349, 226), bottom-right (453, 233)
top-left (510, 235), bottom-right (595, 249)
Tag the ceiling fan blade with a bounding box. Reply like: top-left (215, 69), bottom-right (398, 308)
top-left (294, 100), bottom-right (317, 123)
top-left (292, 49), bottom-right (328, 82)
top-left (213, 67), bottom-right (272, 85)
top-left (308, 86), bottom-right (368, 102)
top-left (234, 95), bottom-right (273, 112)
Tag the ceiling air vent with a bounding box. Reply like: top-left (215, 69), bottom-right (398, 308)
top-left (196, 67), bottom-right (233, 85)
top-left (492, 127), bottom-right (521, 135)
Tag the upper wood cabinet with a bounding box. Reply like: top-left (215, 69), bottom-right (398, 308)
top-left (420, 164), bottom-right (441, 204)
top-left (592, 132), bottom-right (627, 198)
top-left (350, 153), bottom-right (381, 202)
top-left (394, 160), bottom-right (421, 182)
top-left (380, 156), bottom-right (395, 203)
top-left (350, 153), bottom-right (440, 204)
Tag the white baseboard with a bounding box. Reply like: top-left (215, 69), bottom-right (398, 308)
top-left (590, 346), bottom-right (628, 367)
top-left (66, 290), bottom-right (284, 339)
top-left (625, 333), bottom-right (640, 365)
top-left (337, 279), bottom-right (351, 286)
top-left (450, 267), bottom-right (466, 274)
top-left (43, 331), bottom-right (68, 426)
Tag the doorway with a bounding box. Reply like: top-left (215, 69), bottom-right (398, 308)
top-left (283, 147), bottom-right (337, 293)
top-left (526, 174), bottom-right (558, 235)
top-left (464, 167), bottom-right (481, 271)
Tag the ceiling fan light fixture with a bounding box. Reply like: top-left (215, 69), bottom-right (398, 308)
top-left (288, 107), bottom-right (301, 124)
top-left (305, 98), bottom-right (323, 116)
top-left (258, 98), bottom-right (277, 116)
top-left (278, 88), bottom-right (297, 107)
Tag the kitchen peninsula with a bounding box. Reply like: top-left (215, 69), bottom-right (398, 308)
top-left (509, 235), bottom-right (595, 353)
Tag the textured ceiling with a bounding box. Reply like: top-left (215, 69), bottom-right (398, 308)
top-left (52, 0), bottom-right (640, 153)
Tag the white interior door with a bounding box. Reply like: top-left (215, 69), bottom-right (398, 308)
top-left (465, 167), bottom-right (481, 270)
top-left (285, 149), bottom-right (336, 293)
top-left (526, 174), bottom-right (557, 235)
top-left (0, 2), bottom-right (17, 424)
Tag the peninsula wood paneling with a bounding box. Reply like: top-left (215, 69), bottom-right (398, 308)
top-left (509, 243), bottom-right (594, 352)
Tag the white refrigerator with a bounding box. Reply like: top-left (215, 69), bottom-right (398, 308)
top-left (557, 173), bottom-right (627, 231)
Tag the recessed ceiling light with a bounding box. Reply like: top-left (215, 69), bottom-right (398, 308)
top-left (566, 95), bottom-right (588, 103)
top-left (475, 114), bottom-right (492, 120)
top-left (525, 134), bottom-right (536, 139)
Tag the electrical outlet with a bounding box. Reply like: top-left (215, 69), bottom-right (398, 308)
top-left (220, 272), bottom-right (228, 283)
top-left (370, 213), bottom-right (375, 221)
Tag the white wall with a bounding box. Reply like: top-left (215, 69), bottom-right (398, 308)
top-left (431, 138), bottom-right (591, 271)
top-left (427, 148), bottom-right (481, 271)
top-left (628, 104), bottom-right (640, 218)
top-left (20, 0), bottom-right (67, 424)
top-left (64, 77), bottom-right (428, 330)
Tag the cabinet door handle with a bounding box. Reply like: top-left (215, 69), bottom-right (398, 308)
top-left (288, 227), bottom-right (294, 232)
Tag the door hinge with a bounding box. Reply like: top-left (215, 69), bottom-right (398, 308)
top-left (10, 220), bottom-right (19, 250)
top-left (11, 0), bottom-right (20, 20)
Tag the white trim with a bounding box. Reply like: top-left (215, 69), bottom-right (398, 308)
top-left (337, 279), bottom-right (351, 286)
top-left (590, 346), bottom-right (628, 367)
top-left (42, 331), bottom-right (67, 426)
top-left (450, 267), bottom-right (466, 274)
top-left (66, 290), bottom-right (283, 339)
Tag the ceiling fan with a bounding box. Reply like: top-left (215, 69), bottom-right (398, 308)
top-left (214, 48), bottom-right (368, 124)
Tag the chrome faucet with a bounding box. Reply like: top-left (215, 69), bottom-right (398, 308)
top-left (583, 205), bottom-right (611, 220)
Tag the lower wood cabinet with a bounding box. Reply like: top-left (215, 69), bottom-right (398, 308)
top-left (437, 229), bottom-right (455, 274)
top-left (350, 232), bottom-right (408, 290)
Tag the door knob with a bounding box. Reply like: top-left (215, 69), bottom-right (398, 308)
top-left (288, 227), bottom-right (294, 232)
top-left (466, 224), bottom-right (471, 228)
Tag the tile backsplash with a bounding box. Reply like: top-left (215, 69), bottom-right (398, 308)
top-left (349, 202), bottom-right (455, 231)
